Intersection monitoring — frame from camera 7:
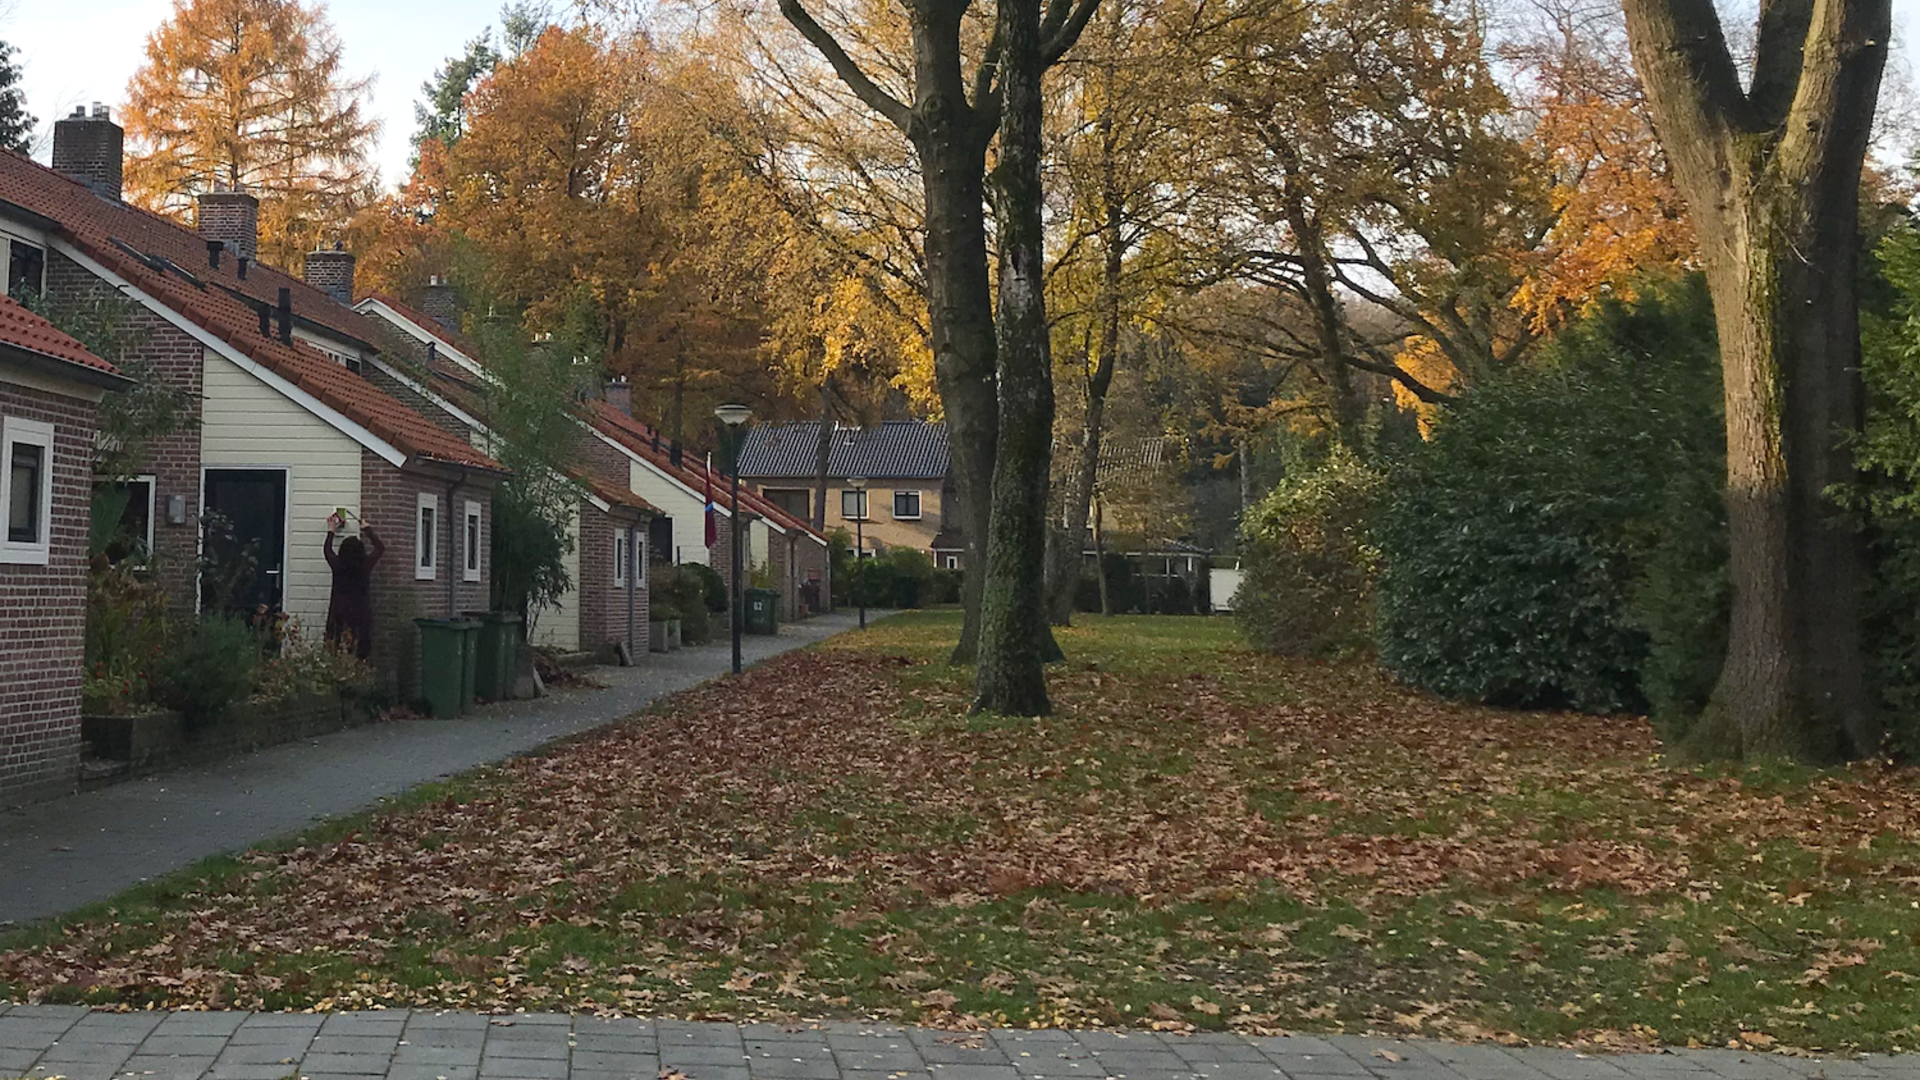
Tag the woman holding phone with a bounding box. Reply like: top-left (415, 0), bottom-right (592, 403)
top-left (324, 511), bottom-right (384, 659)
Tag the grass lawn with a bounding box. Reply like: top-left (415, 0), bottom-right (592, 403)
top-left (7, 611), bottom-right (1920, 1052)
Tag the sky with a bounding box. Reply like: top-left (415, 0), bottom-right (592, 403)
top-left (3, 0), bottom-right (503, 187)
top-left (6, 0), bottom-right (1920, 191)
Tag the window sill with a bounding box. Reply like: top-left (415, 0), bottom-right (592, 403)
top-left (0, 544), bottom-right (51, 566)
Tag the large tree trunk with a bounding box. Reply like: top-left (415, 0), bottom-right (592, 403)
top-left (974, 0), bottom-right (1054, 715)
top-left (913, 128), bottom-right (998, 666)
top-left (1623, 0), bottom-right (1887, 761)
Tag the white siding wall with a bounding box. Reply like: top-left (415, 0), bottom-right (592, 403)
top-left (201, 350), bottom-right (362, 636)
top-left (626, 457), bottom-right (712, 566)
top-left (750, 520), bottom-right (770, 569)
top-left (531, 503), bottom-right (582, 651)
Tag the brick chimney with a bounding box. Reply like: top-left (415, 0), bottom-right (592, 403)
top-left (421, 275), bottom-right (459, 334)
top-left (197, 186), bottom-right (259, 264)
top-left (303, 242), bottom-right (356, 305)
top-left (605, 376), bottom-right (633, 416)
top-left (52, 104), bottom-right (123, 199)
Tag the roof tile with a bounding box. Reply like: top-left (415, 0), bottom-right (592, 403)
top-left (0, 295), bottom-right (119, 376)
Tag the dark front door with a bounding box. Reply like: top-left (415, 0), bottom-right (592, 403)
top-left (201, 468), bottom-right (287, 615)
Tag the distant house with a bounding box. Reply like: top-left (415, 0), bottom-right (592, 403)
top-left (1, 106), bottom-right (507, 698)
top-left (0, 296), bottom-right (129, 801)
top-left (738, 420), bottom-right (956, 566)
top-left (585, 395), bottom-right (834, 619)
top-left (353, 293), bottom-right (658, 658)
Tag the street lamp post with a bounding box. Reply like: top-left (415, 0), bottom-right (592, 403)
top-left (848, 476), bottom-right (868, 630)
top-left (715, 402), bottom-right (753, 674)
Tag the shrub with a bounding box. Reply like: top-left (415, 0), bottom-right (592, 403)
top-left (1235, 448), bottom-right (1382, 655)
top-left (82, 560), bottom-right (170, 715)
top-left (1374, 276), bottom-right (1724, 714)
top-left (650, 564), bottom-right (715, 644)
top-left (160, 615), bottom-right (263, 728)
top-left (928, 567), bottom-right (964, 605)
top-left (255, 621), bottom-right (374, 702)
top-left (1852, 222), bottom-right (1920, 752)
top-left (683, 562), bottom-right (728, 613)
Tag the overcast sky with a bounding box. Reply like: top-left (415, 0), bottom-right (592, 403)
top-left (6, 0), bottom-right (1920, 190)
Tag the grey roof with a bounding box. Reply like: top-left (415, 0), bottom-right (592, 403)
top-left (739, 421), bottom-right (949, 481)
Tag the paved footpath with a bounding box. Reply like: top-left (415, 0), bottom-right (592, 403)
top-left (0, 612), bottom-right (879, 928)
top-left (0, 1006), bottom-right (1906, 1080)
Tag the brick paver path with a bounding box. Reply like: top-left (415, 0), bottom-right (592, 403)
top-left (0, 1007), bottom-right (1906, 1080)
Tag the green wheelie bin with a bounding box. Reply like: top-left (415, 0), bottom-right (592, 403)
top-left (463, 611), bottom-right (524, 702)
top-left (415, 617), bottom-right (480, 717)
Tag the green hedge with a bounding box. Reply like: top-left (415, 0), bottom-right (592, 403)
top-left (1236, 448), bottom-right (1381, 655)
top-left (1374, 277), bottom-right (1725, 714)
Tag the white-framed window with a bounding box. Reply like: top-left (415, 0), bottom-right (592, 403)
top-left (840, 489), bottom-right (868, 520)
top-left (415, 491), bottom-right (439, 580)
top-left (892, 490), bottom-right (922, 519)
top-left (614, 533), bottom-right (630, 587)
top-left (462, 499), bottom-right (481, 583)
top-left (942, 553), bottom-right (959, 570)
top-left (1, 416), bottom-right (55, 565)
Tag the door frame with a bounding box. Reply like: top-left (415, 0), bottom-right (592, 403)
top-left (196, 464), bottom-right (292, 616)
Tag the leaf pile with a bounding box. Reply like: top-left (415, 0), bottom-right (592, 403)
top-left (7, 613), bottom-right (1920, 1052)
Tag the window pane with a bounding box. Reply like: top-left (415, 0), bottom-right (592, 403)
top-left (8, 441), bottom-right (42, 544)
top-left (893, 491), bottom-right (919, 517)
top-left (419, 507), bottom-right (435, 566)
top-left (7, 242), bottom-right (45, 300)
top-left (841, 490), bottom-right (867, 519)
top-left (466, 515), bottom-right (479, 570)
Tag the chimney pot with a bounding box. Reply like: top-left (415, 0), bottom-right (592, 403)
top-left (605, 377), bottom-right (633, 417)
top-left (52, 106), bottom-right (124, 199)
top-left (420, 276), bottom-right (459, 335)
top-left (302, 245), bottom-right (356, 306)
top-left (197, 189), bottom-right (260, 264)
top-left (276, 287), bottom-right (293, 344)
top-left (206, 239), bottom-right (223, 270)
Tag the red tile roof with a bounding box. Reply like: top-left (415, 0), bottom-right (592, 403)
top-left (571, 467), bottom-right (658, 516)
top-left (0, 294), bottom-right (120, 377)
top-left (587, 401), bottom-right (826, 544)
top-left (359, 292), bottom-right (488, 364)
top-left (0, 152), bottom-right (501, 472)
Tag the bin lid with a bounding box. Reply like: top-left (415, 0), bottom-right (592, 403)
top-left (415, 617), bottom-right (482, 629)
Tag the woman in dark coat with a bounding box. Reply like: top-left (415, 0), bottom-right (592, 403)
top-left (324, 514), bottom-right (385, 659)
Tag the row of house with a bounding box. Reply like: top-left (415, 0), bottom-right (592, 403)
top-left (0, 105), bottom-right (830, 802)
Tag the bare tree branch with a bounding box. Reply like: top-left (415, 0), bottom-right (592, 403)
top-left (777, 0), bottom-right (914, 132)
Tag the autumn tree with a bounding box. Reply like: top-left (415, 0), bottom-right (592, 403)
top-left (778, 0), bottom-right (1101, 712)
top-left (0, 41), bottom-right (31, 154)
top-left (1040, 0), bottom-right (1200, 625)
top-left (1622, 0), bottom-right (1890, 760)
top-left (122, 0), bottom-right (377, 270)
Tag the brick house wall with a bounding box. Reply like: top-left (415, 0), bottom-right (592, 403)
top-left (0, 381), bottom-right (98, 802)
top-left (359, 449), bottom-right (491, 701)
top-left (576, 504), bottom-right (649, 659)
top-left (795, 538), bottom-right (832, 615)
top-left (46, 251), bottom-right (205, 620)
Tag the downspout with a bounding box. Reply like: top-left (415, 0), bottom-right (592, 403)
top-left (626, 519), bottom-right (637, 658)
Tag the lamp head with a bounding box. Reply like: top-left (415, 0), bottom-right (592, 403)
top-left (713, 402), bottom-right (753, 427)
top-left (847, 476), bottom-right (868, 491)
